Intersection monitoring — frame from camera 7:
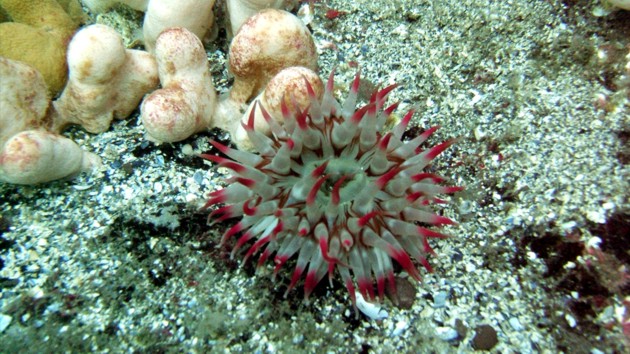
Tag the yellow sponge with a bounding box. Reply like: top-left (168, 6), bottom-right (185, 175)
top-left (0, 0), bottom-right (84, 95)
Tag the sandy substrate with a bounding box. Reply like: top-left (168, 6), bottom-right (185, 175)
top-left (1, 0), bottom-right (628, 352)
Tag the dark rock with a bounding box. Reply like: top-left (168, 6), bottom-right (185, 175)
top-left (386, 277), bottom-right (417, 309)
top-left (472, 324), bottom-right (498, 350)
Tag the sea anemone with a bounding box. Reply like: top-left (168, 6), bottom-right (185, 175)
top-left (201, 70), bottom-right (462, 306)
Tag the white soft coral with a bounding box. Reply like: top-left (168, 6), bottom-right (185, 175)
top-left (0, 57), bottom-right (100, 185)
top-left (52, 24), bottom-right (159, 133)
top-left (140, 27), bottom-right (217, 143)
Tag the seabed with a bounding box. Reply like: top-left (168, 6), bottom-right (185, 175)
top-left (0, 0), bottom-right (628, 352)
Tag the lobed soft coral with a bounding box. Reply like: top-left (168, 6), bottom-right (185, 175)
top-left (233, 66), bottom-right (324, 151)
top-left (52, 24), bottom-right (159, 133)
top-left (0, 57), bottom-right (101, 184)
top-left (213, 8), bottom-right (319, 148)
top-left (0, 130), bottom-right (101, 184)
top-left (142, 0), bottom-right (216, 53)
top-left (0, 57), bottom-right (49, 147)
top-left (140, 27), bottom-right (217, 143)
top-left (140, 9), bottom-right (319, 148)
top-left (226, 0), bottom-right (290, 36)
top-left (225, 8), bottom-right (318, 106)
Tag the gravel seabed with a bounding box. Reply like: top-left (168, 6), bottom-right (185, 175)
top-left (1, 0), bottom-right (628, 353)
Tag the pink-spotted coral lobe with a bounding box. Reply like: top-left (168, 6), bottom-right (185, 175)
top-left (202, 70), bottom-right (463, 305)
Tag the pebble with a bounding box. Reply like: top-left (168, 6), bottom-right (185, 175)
top-left (386, 277), bottom-right (417, 309)
top-left (586, 210), bottom-right (606, 224)
top-left (292, 334), bottom-right (304, 344)
top-left (193, 171), bottom-right (205, 185)
top-left (391, 320), bottom-right (408, 337)
top-left (356, 292), bottom-right (388, 320)
top-left (560, 220), bottom-right (577, 230)
top-left (111, 160), bottom-right (122, 169)
top-left (185, 193), bottom-right (198, 203)
top-left (181, 144), bottom-right (193, 155)
top-left (458, 200), bottom-right (474, 215)
top-left (0, 314), bottom-right (12, 333)
top-left (508, 317), bottom-right (524, 331)
top-left (465, 263), bottom-right (477, 272)
top-left (433, 291), bottom-right (448, 308)
top-left (472, 324), bottom-right (499, 350)
top-left (565, 314), bottom-right (577, 328)
top-left (436, 326), bottom-right (459, 341)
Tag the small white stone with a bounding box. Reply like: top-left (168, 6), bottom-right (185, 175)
top-left (72, 184), bottom-right (93, 191)
top-left (0, 314), bottom-right (12, 333)
top-left (469, 89), bottom-right (482, 105)
top-left (474, 126), bottom-right (486, 141)
top-left (614, 303), bottom-right (626, 323)
top-left (392, 24), bottom-right (409, 39)
top-left (586, 210), bottom-right (606, 224)
top-left (597, 306), bottom-right (614, 323)
top-left (565, 314), bottom-right (577, 328)
top-left (123, 187), bottom-right (134, 200)
top-left (356, 292), bottom-right (388, 320)
top-left (433, 65), bottom-right (443, 79)
top-left (181, 144), bottom-right (194, 156)
top-left (29, 287), bottom-right (44, 300)
top-left (391, 320), bottom-right (408, 337)
top-left (28, 249), bottom-right (39, 262)
top-left (592, 6), bottom-right (612, 17)
top-left (292, 333), bottom-right (304, 344)
top-left (435, 326), bottom-right (459, 341)
top-left (586, 237), bottom-right (602, 250)
top-left (560, 221), bottom-right (577, 230)
top-left (508, 317), bottom-right (524, 331)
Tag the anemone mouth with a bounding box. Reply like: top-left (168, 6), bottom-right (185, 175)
top-left (202, 70), bottom-right (462, 306)
top-left (298, 157), bottom-right (367, 206)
